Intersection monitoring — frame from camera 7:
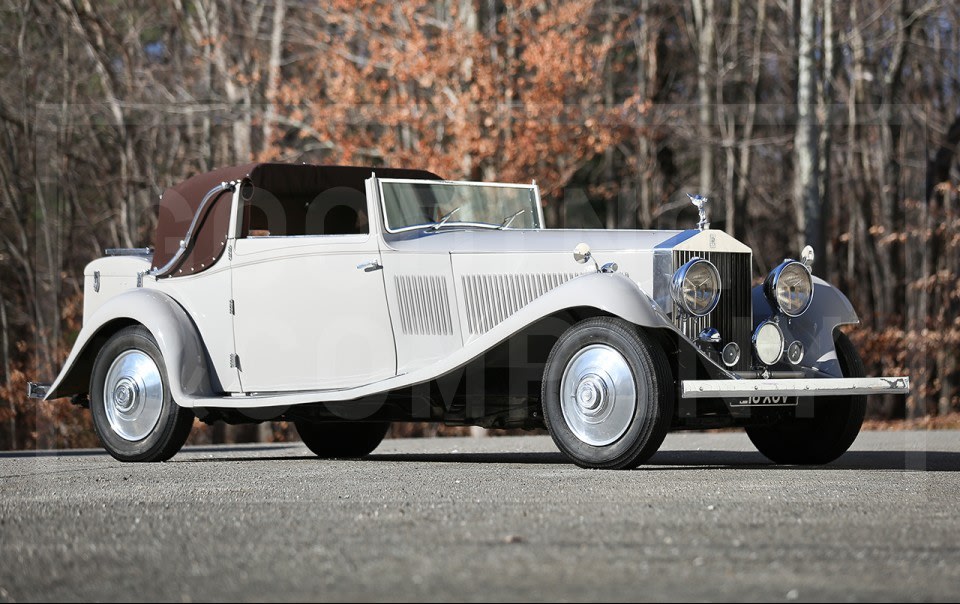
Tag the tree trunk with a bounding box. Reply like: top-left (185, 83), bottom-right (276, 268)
top-left (604, 0), bottom-right (616, 230)
top-left (721, 0), bottom-right (740, 234)
top-left (0, 288), bottom-right (13, 448)
top-left (734, 0), bottom-right (766, 242)
top-left (262, 0), bottom-right (286, 153)
top-left (635, 0), bottom-right (655, 228)
top-left (794, 0), bottom-right (820, 254)
top-left (927, 113), bottom-right (960, 416)
top-left (691, 0), bottom-right (715, 197)
top-left (818, 0), bottom-right (835, 279)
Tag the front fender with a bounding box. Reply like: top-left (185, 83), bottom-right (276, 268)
top-left (45, 289), bottom-right (214, 404)
top-left (371, 271), bottom-right (673, 403)
top-left (752, 275), bottom-right (859, 377)
top-left (511, 271), bottom-right (673, 330)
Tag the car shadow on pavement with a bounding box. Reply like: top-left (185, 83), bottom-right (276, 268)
top-left (0, 444), bottom-right (300, 459)
top-left (4, 446), bottom-right (955, 471)
top-left (0, 449), bottom-right (107, 458)
top-left (365, 449), bottom-right (960, 471)
top-left (646, 450), bottom-right (960, 471)
top-left (366, 451), bottom-right (571, 465)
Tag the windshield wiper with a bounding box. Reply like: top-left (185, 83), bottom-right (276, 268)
top-left (498, 209), bottom-right (526, 230)
top-left (429, 206), bottom-right (461, 231)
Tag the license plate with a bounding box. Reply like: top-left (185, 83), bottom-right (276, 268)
top-left (728, 395), bottom-right (799, 407)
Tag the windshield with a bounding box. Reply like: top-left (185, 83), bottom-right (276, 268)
top-left (379, 179), bottom-right (542, 232)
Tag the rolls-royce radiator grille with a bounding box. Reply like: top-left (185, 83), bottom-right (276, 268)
top-left (673, 250), bottom-right (752, 371)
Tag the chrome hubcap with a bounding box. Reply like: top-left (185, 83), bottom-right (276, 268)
top-left (560, 344), bottom-right (637, 446)
top-left (103, 350), bottom-right (164, 442)
top-left (575, 375), bottom-right (606, 413)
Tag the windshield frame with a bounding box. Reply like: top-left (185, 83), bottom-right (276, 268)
top-left (376, 177), bottom-right (545, 234)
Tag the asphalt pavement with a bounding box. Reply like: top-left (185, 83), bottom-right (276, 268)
top-left (1, 430), bottom-right (958, 602)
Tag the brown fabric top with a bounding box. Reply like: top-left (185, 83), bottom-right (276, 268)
top-left (151, 163), bottom-right (441, 277)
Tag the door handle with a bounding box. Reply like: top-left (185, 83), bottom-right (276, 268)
top-left (357, 259), bottom-right (383, 272)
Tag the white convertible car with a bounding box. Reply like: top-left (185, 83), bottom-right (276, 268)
top-left (30, 163), bottom-right (909, 468)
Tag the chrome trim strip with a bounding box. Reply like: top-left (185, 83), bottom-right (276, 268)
top-left (681, 377), bottom-right (910, 398)
top-left (532, 179), bottom-right (546, 230)
top-left (104, 247), bottom-right (153, 257)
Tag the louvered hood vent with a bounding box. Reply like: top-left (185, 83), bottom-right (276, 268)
top-left (462, 273), bottom-right (579, 335)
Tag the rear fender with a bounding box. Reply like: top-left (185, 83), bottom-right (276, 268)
top-left (45, 289), bottom-right (214, 405)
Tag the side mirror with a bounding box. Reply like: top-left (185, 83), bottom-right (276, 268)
top-left (573, 243), bottom-right (592, 265)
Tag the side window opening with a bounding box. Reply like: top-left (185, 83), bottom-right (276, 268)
top-left (304, 187), bottom-right (368, 236)
top-left (239, 185), bottom-right (368, 237)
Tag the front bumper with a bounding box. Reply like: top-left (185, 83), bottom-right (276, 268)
top-left (681, 377), bottom-right (910, 399)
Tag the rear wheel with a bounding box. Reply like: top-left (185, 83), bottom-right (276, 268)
top-left (541, 317), bottom-right (674, 469)
top-left (294, 420), bottom-right (390, 458)
top-left (90, 325), bottom-right (194, 462)
top-left (746, 331), bottom-right (867, 464)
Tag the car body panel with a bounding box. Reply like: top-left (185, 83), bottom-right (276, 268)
top-left (231, 234), bottom-right (396, 391)
top-left (50, 268), bottom-right (671, 408)
top-left (150, 259), bottom-right (240, 392)
top-left (191, 272), bottom-right (670, 408)
top-left (46, 288), bottom-right (214, 402)
top-left (82, 256), bottom-right (151, 319)
top-left (379, 250), bottom-right (464, 374)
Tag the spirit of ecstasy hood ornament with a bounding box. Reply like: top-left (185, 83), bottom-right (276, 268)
top-left (686, 193), bottom-right (710, 231)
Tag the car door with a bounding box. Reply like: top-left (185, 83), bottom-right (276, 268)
top-left (230, 187), bottom-right (396, 392)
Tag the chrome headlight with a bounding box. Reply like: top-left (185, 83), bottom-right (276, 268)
top-left (672, 258), bottom-right (721, 316)
top-left (753, 320), bottom-right (784, 365)
top-left (764, 260), bottom-right (814, 317)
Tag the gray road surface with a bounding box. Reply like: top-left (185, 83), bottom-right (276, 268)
top-left (1, 431), bottom-right (959, 602)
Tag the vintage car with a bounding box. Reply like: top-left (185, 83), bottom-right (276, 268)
top-left (29, 163), bottom-right (909, 468)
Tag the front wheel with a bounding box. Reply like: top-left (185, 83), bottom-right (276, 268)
top-left (746, 331), bottom-right (867, 465)
top-left (90, 325), bottom-right (194, 462)
top-left (294, 420), bottom-right (390, 458)
top-left (541, 317), bottom-right (674, 469)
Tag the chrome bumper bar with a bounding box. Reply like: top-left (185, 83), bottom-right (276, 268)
top-left (681, 377), bottom-right (910, 399)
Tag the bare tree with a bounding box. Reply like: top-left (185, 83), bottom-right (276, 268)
top-left (794, 0), bottom-right (820, 253)
top-left (691, 0), bottom-right (715, 197)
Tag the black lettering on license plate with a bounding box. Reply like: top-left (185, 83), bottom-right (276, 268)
top-left (730, 395), bottom-right (798, 407)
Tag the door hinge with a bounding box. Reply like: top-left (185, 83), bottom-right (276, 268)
top-left (229, 353), bottom-right (241, 369)
top-left (229, 299), bottom-right (235, 315)
top-left (228, 244), bottom-right (233, 260)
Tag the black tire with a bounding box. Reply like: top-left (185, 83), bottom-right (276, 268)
top-left (90, 325), bottom-right (194, 462)
top-left (746, 331), bottom-right (867, 465)
top-left (541, 317), bottom-right (674, 469)
top-left (294, 420), bottom-right (390, 458)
